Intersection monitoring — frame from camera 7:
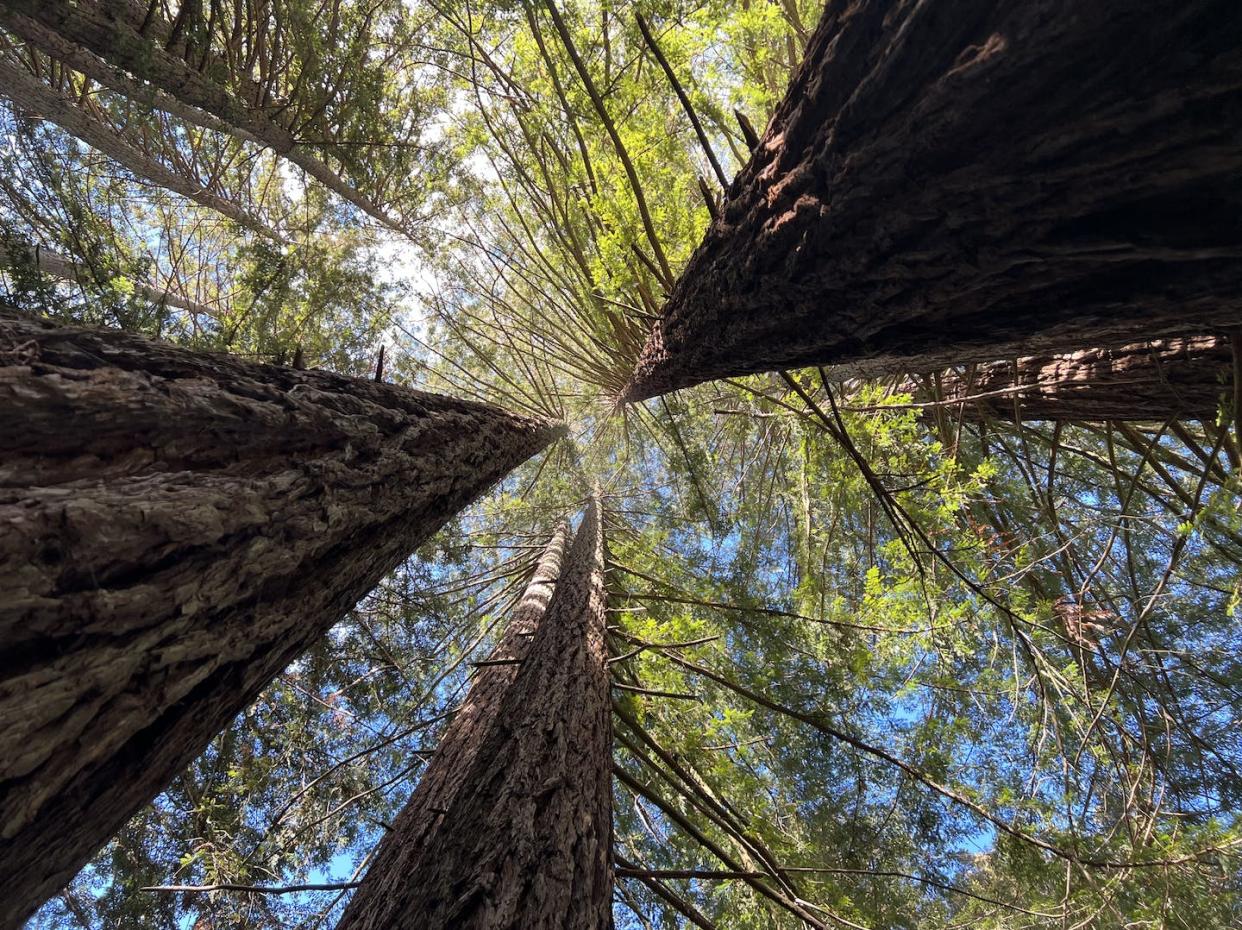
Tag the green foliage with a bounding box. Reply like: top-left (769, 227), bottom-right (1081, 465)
top-left (12, 2), bottom-right (1242, 929)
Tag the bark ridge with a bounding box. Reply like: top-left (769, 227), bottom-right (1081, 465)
top-left (623, 0), bottom-right (1242, 401)
top-left (912, 336), bottom-right (1234, 421)
top-left (0, 311), bottom-right (560, 930)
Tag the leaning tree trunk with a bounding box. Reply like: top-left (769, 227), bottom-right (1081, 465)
top-left (0, 57), bottom-right (281, 241)
top-left (336, 501), bottom-right (612, 930)
top-left (0, 0), bottom-right (412, 239)
top-left (621, 0), bottom-right (1242, 402)
top-left (0, 9), bottom-right (242, 139)
top-left (335, 520), bottom-right (571, 927)
top-left (0, 312), bottom-right (561, 930)
top-left (2, 239), bottom-right (222, 321)
top-left (904, 336), bottom-right (1235, 422)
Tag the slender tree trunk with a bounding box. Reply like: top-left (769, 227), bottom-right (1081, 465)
top-left (336, 500), bottom-right (612, 930)
top-left (621, 0), bottom-right (1242, 402)
top-left (0, 0), bottom-right (412, 239)
top-left (0, 56), bottom-right (282, 240)
top-left (0, 311), bottom-right (561, 930)
top-left (0, 10), bottom-right (243, 139)
top-left (2, 239), bottom-right (222, 320)
top-left (906, 336), bottom-right (1234, 422)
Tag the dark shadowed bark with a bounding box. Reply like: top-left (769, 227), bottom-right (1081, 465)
top-left (622, 0), bottom-right (1242, 402)
top-left (336, 501), bottom-right (612, 930)
top-left (335, 521), bottom-right (571, 925)
top-left (904, 336), bottom-right (1234, 422)
top-left (0, 312), bottom-right (561, 930)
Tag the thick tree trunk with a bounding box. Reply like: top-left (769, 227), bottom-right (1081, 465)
top-left (622, 0), bottom-right (1242, 402)
top-left (0, 10), bottom-right (242, 139)
top-left (0, 312), bottom-right (561, 930)
top-left (906, 336), bottom-right (1234, 422)
top-left (0, 0), bottom-right (409, 238)
top-left (336, 501), bottom-right (612, 930)
top-left (0, 57), bottom-right (281, 241)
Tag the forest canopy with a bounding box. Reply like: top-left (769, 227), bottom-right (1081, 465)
top-left (2, 1), bottom-right (1240, 928)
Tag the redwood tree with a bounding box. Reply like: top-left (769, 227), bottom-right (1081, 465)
top-left (336, 520), bottom-right (571, 924)
top-left (0, 311), bottom-right (561, 930)
top-left (908, 336), bottom-right (1234, 422)
top-left (0, 0), bottom-right (408, 236)
top-left (1, 239), bottom-right (218, 319)
top-left (622, 0), bottom-right (1242, 402)
top-left (336, 500), bottom-right (612, 930)
top-left (0, 54), bottom-right (281, 240)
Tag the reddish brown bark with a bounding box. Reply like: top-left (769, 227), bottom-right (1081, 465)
top-left (0, 311), bottom-right (561, 930)
top-left (336, 501), bottom-right (612, 930)
top-left (336, 522), bottom-right (570, 925)
top-left (622, 0), bottom-right (1242, 402)
top-left (911, 336), bottom-right (1233, 421)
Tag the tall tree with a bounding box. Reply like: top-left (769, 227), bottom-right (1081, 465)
top-left (0, 0), bottom-right (424, 238)
top-left (0, 311), bottom-right (561, 930)
top-left (336, 500), bottom-right (612, 930)
top-left (2, 237), bottom-right (218, 320)
top-left (621, 0), bottom-right (1242, 402)
top-left (899, 336), bottom-right (1235, 422)
top-left (0, 54), bottom-right (282, 240)
top-left (336, 520), bottom-right (571, 927)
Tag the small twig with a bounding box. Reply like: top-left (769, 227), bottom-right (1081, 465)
top-left (617, 867), bottom-right (764, 880)
top-left (611, 633), bottom-right (720, 666)
top-left (612, 682), bottom-right (701, 701)
top-left (143, 882), bottom-right (359, 895)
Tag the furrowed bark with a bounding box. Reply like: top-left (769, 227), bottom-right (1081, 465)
top-left (0, 311), bottom-right (562, 930)
top-left (0, 0), bottom-right (412, 239)
top-left (0, 56), bottom-right (282, 241)
top-left (622, 0), bottom-right (1242, 402)
top-left (336, 500), bottom-right (612, 930)
top-left (908, 336), bottom-right (1234, 422)
top-left (335, 521), bottom-right (571, 927)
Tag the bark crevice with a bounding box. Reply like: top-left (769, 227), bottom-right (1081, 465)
top-left (0, 311), bottom-right (561, 930)
top-left (622, 0), bottom-right (1242, 402)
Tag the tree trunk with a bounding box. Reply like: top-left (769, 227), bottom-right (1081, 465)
top-left (336, 500), bottom-right (612, 930)
top-left (2, 239), bottom-right (222, 320)
top-left (0, 56), bottom-right (282, 241)
top-left (335, 520), bottom-right (571, 927)
top-left (621, 0), bottom-right (1242, 402)
top-left (0, 0), bottom-right (410, 239)
top-left (904, 336), bottom-right (1234, 422)
top-left (0, 9), bottom-right (243, 140)
top-left (0, 311), bottom-right (561, 930)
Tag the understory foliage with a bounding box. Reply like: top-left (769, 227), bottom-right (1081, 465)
top-left (5, 2), bottom-right (1240, 929)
